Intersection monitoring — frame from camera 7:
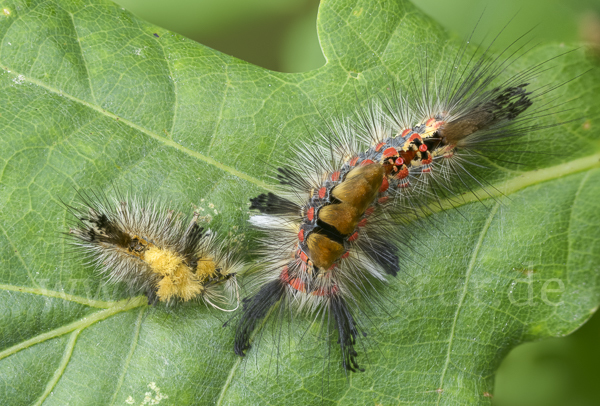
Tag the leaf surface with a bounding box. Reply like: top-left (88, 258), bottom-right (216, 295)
top-left (0, 0), bottom-right (598, 405)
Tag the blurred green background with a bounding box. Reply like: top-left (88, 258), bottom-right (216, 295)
top-left (111, 0), bottom-right (600, 404)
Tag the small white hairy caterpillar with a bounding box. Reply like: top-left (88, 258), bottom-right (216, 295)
top-left (233, 27), bottom-right (578, 372)
top-left (64, 191), bottom-right (243, 310)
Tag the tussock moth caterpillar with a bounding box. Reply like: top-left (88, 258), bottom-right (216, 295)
top-left (233, 26), bottom-right (577, 372)
top-left (64, 191), bottom-right (242, 310)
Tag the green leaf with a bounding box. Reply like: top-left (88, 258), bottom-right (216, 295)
top-left (0, 0), bottom-right (598, 405)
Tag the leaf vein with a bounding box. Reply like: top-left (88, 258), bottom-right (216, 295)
top-left (207, 65), bottom-right (231, 155)
top-left (66, 9), bottom-right (97, 104)
top-left (32, 328), bottom-right (81, 406)
top-left (0, 223), bottom-right (38, 288)
top-left (109, 307), bottom-right (146, 406)
top-left (435, 201), bottom-right (500, 404)
top-left (328, 5), bottom-right (394, 77)
top-left (566, 171), bottom-right (592, 284)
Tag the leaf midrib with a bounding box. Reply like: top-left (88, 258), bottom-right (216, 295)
top-left (431, 153), bottom-right (600, 214)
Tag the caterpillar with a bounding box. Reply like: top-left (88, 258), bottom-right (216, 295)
top-left (63, 191), bottom-right (242, 310)
top-left (233, 29), bottom-right (570, 372)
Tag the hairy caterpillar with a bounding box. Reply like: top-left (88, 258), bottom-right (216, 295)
top-left (232, 28), bottom-right (573, 372)
top-left (64, 191), bottom-right (242, 310)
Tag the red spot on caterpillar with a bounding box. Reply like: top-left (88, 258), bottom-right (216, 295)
top-left (307, 207), bottom-right (314, 221)
top-left (289, 277), bottom-right (305, 292)
top-left (312, 284), bottom-right (339, 297)
top-left (349, 156), bottom-right (359, 166)
top-left (341, 251), bottom-right (350, 259)
top-left (360, 159), bottom-right (375, 166)
top-left (419, 144), bottom-right (428, 152)
top-left (394, 157), bottom-right (404, 166)
top-left (383, 147), bottom-right (397, 158)
top-left (422, 156), bottom-right (433, 165)
top-left (365, 207), bottom-right (375, 216)
top-left (331, 171), bottom-right (340, 181)
top-left (348, 232), bottom-right (359, 242)
top-left (399, 180), bottom-right (410, 188)
top-left (378, 196), bottom-right (389, 204)
top-left (375, 142), bottom-right (385, 152)
top-left (409, 133), bottom-right (421, 142)
top-left (401, 128), bottom-right (411, 136)
top-left (328, 263), bottom-right (337, 270)
top-left (434, 120), bottom-right (445, 129)
top-left (299, 251), bottom-right (308, 263)
top-left (396, 167), bottom-right (409, 179)
top-left (298, 229), bottom-right (304, 242)
top-left (379, 177), bottom-right (389, 193)
top-left (422, 167), bottom-right (431, 173)
top-left (280, 266), bottom-right (290, 282)
top-left (426, 118), bottom-right (436, 126)
top-left (358, 218), bottom-right (368, 227)
top-left (318, 187), bottom-right (326, 199)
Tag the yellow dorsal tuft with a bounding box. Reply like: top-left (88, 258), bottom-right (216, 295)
top-left (144, 246), bottom-right (203, 302)
top-left (195, 257), bottom-right (218, 281)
